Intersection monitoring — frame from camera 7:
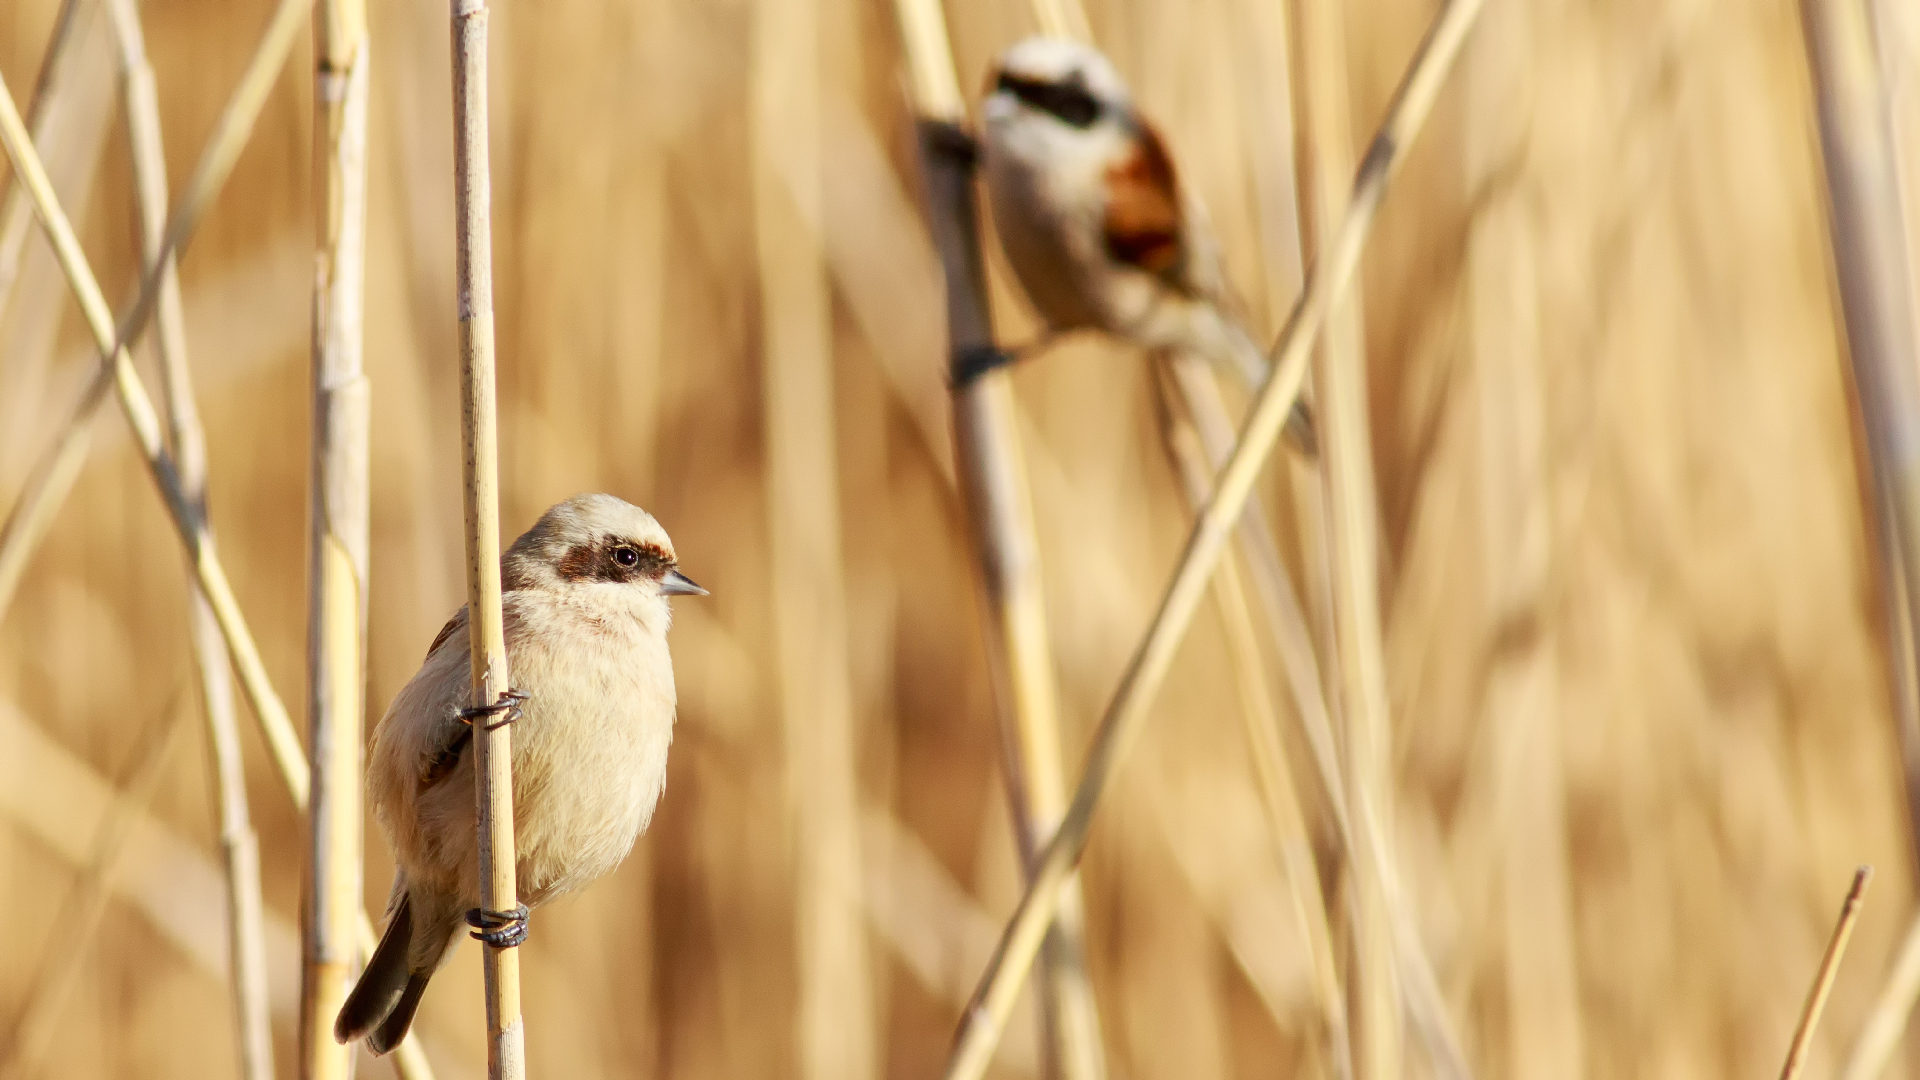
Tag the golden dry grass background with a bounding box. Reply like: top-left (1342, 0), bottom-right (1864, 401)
top-left (3, 0), bottom-right (1920, 1077)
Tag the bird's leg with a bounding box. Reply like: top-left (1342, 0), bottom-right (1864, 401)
top-left (465, 904), bottom-right (531, 948)
top-left (460, 687), bottom-right (531, 946)
top-left (458, 687), bottom-right (529, 731)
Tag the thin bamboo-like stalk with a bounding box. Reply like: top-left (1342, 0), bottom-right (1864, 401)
top-left (0, 56), bottom-right (438, 1080)
top-left (0, 694), bottom-right (183, 1080)
top-left (1780, 867), bottom-right (1873, 1080)
top-left (0, 0), bottom-right (84, 316)
top-left (938, 0), bottom-right (1486, 1071)
top-left (751, 0), bottom-right (879, 1076)
top-left (1803, 0), bottom-right (1920, 860)
top-left (1170, 356), bottom-right (1473, 1080)
top-left (449, 0), bottom-right (526, 1075)
top-left (1289, 0), bottom-right (1403, 1072)
top-left (887, 1), bottom-right (1108, 1078)
top-left (304, 0), bottom-right (372, 1075)
top-left (1874, 484), bottom-right (1920, 865)
top-left (0, 0), bottom-right (318, 626)
top-left (1163, 358), bottom-right (1348, 834)
top-left (1841, 908), bottom-right (1920, 1080)
top-left (0, 70), bottom-right (310, 812)
top-left (1150, 355), bottom-right (1349, 1080)
top-left (100, 0), bottom-right (275, 1076)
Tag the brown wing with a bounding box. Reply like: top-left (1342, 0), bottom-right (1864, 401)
top-left (424, 609), bottom-right (465, 661)
top-left (415, 609), bottom-right (471, 791)
top-left (1102, 120), bottom-right (1187, 287)
top-left (419, 726), bottom-right (471, 791)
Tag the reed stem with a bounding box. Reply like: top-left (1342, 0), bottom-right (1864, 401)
top-left (1779, 867), bottom-right (1873, 1080)
top-left (0, 44), bottom-right (437, 1080)
top-left (0, 0), bottom-right (318, 628)
top-left (99, 0), bottom-right (276, 1075)
top-left (304, 0), bottom-right (373, 1075)
top-left (1801, 0), bottom-right (1920, 883)
top-left (0, 65), bottom-right (312, 832)
top-left (1151, 354), bottom-right (1350, 1080)
top-left (886, 2), bottom-right (1110, 1078)
top-left (449, 0), bottom-right (526, 1074)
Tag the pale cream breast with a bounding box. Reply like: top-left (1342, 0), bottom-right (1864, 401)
top-left (368, 584), bottom-right (677, 912)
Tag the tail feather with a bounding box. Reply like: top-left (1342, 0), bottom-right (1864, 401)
top-left (1199, 310), bottom-right (1320, 459)
top-left (335, 893), bottom-right (415, 1045)
top-left (368, 975), bottom-right (432, 1057)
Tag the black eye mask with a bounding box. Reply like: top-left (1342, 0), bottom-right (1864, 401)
top-left (995, 70), bottom-right (1103, 129)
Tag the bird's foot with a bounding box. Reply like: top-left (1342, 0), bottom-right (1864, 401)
top-left (458, 688), bottom-right (529, 731)
top-left (951, 335), bottom-right (1058, 389)
top-left (466, 904), bottom-right (530, 948)
top-left (951, 345), bottom-right (1015, 388)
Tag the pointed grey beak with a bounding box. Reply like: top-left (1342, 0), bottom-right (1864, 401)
top-left (661, 569), bottom-right (707, 596)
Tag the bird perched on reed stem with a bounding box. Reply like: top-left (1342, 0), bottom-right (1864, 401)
top-left (979, 35), bottom-right (1317, 454)
top-left (335, 493), bottom-right (704, 1054)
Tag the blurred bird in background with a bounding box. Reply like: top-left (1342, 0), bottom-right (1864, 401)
top-left (979, 35), bottom-right (1317, 454)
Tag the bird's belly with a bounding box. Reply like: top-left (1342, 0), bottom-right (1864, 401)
top-left (509, 690), bottom-right (671, 905)
top-left (985, 155), bottom-right (1104, 331)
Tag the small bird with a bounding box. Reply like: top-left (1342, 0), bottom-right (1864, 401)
top-left (979, 36), bottom-right (1316, 453)
top-left (335, 493), bottom-right (704, 1054)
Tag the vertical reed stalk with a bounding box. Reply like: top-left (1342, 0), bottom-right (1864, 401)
top-left (1779, 868), bottom-right (1873, 1080)
top-left (1234, 0), bottom-right (1340, 730)
top-left (887, 1), bottom-right (1109, 1076)
top-left (751, 0), bottom-right (879, 1077)
top-left (305, 0), bottom-right (372, 1076)
top-left (1872, 483), bottom-right (1920, 864)
top-left (1290, 0), bottom-right (1402, 1073)
top-left (936, 0), bottom-right (1486, 1070)
top-left (100, 1), bottom-right (276, 1076)
top-left (450, 1), bottom-right (526, 1076)
top-left (0, 52), bottom-right (435, 1080)
top-left (1803, 0), bottom-right (1920, 856)
top-left (1162, 357), bottom-right (1349, 837)
top-left (0, 0), bottom-right (320, 627)
top-left (1151, 355), bottom-right (1350, 1080)
top-left (0, 69), bottom-right (312, 824)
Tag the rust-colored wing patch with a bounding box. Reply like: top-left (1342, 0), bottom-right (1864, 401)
top-left (1102, 122), bottom-right (1185, 283)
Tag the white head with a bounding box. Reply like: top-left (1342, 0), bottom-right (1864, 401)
top-left (503, 494), bottom-right (705, 612)
top-left (983, 37), bottom-right (1136, 164)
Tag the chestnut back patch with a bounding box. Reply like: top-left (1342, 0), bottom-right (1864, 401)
top-left (1101, 123), bottom-right (1186, 284)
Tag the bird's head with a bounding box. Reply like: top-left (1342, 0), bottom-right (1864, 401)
top-left (984, 37), bottom-right (1134, 151)
top-left (504, 494), bottom-right (705, 616)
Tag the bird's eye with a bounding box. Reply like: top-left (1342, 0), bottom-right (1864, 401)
top-left (612, 546), bottom-right (640, 568)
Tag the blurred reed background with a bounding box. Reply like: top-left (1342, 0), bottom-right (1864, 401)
top-left (4, 0), bottom-right (1920, 1077)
